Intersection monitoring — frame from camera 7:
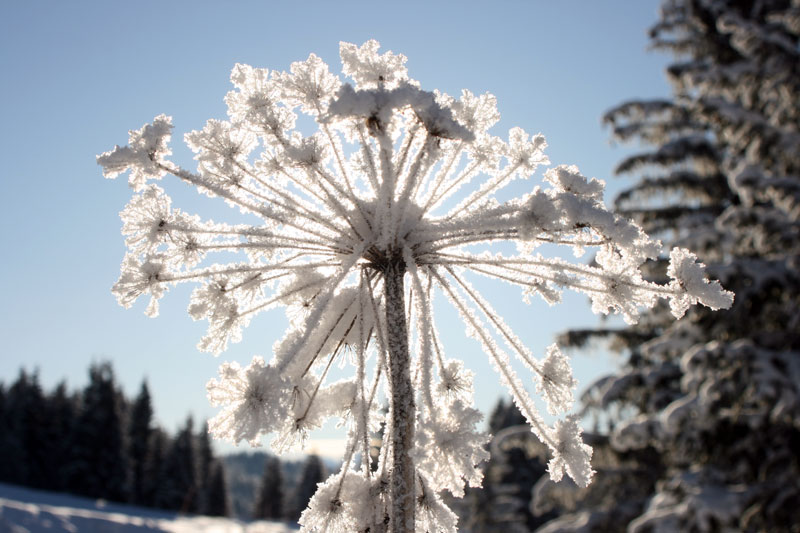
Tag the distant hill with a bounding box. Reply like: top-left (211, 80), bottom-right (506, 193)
top-left (222, 451), bottom-right (301, 521)
top-left (221, 451), bottom-right (339, 521)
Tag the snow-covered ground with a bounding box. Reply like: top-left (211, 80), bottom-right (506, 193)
top-left (0, 483), bottom-right (297, 533)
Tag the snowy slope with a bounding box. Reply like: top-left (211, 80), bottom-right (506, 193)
top-left (0, 483), bottom-right (297, 533)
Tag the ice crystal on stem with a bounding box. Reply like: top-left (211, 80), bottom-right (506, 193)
top-left (100, 40), bottom-right (733, 532)
top-left (206, 356), bottom-right (291, 446)
top-left (538, 344), bottom-right (578, 415)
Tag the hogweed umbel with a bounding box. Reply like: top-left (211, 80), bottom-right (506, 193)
top-left (99, 40), bottom-right (732, 532)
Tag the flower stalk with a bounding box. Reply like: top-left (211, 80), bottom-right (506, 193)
top-left (382, 258), bottom-right (415, 532)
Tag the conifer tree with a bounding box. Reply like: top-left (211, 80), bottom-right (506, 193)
top-left (543, 1), bottom-right (800, 530)
top-left (19, 371), bottom-right (49, 490)
top-left (0, 384), bottom-right (20, 483)
top-left (128, 381), bottom-right (154, 506)
top-left (69, 362), bottom-right (129, 502)
top-left (287, 454), bottom-right (326, 523)
top-left (487, 398), bottom-right (526, 435)
top-left (45, 381), bottom-right (79, 492)
top-left (205, 460), bottom-right (231, 517)
top-left (0, 370), bottom-right (32, 485)
top-left (195, 421), bottom-right (215, 514)
top-left (156, 417), bottom-right (199, 512)
top-left (143, 427), bottom-right (170, 508)
top-left (253, 455), bottom-right (286, 520)
top-left (466, 399), bottom-right (551, 532)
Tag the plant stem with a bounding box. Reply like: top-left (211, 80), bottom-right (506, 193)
top-left (383, 258), bottom-right (415, 533)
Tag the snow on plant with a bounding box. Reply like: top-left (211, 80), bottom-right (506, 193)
top-left (99, 40), bottom-right (733, 532)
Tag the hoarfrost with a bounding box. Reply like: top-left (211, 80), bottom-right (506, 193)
top-left (100, 40), bottom-right (732, 532)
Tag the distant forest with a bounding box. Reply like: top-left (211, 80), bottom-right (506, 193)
top-left (0, 362), bottom-right (341, 524)
top-left (0, 362), bottom-right (229, 515)
top-left (0, 361), bottom-right (552, 528)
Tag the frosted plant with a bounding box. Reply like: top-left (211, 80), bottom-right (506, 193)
top-left (99, 40), bottom-right (733, 533)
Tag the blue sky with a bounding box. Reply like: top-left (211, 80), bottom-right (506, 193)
top-left (0, 1), bottom-right (670, 455)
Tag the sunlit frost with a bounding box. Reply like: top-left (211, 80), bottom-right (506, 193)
top-left (100, 39), bottom-right (734, 532)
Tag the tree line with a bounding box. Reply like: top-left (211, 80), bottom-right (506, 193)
top-left (0, 362), bottom-right (229, 516)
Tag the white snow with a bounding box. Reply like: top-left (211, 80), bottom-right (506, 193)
top-left (0, 482), bottom-right (296, 533)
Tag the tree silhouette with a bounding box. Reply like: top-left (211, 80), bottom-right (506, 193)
top-left (205, 460), bottom-right (231, 517)
top-left (143, 427), bottom-right (169, 508)
top-left (156, 416), bottom-right (198, 512)
top-left (195, 421), bottom-right (215, 514)
top-left (253, 455), bottom-right (286, 520)
top-left (128, 381), bottom-right (154, 506)
top-left (69, 362), bottom-right (128, 502)
top-left (288, 454), bottom-right (326, 523)
top-left (43, 381), bottom-right (79, 492)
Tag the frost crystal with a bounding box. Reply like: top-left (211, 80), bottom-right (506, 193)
top-left (667, 248), bottom-right (734, 318)
top-left (538, 344), bottom-right (578, 415)
top-left (547, 415), bottom-right (595, 488)
top-left (98, 114), bottom-right (173, 191)
top-left (206, 356), bottom-right (291, 446)
top-left (299, 471), bottom-right (375, 532)
top-left (100, 40), bottom-right (733, 532)
top-left (412, 399), bottom-right (490, 497)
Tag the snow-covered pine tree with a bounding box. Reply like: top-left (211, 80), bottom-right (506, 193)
top-left (253, 455), bottom-right (286, 520)
top-left (542, 1), bottom-right (800, 531)
top-left (464, 399), bottom-right (553, 533)
top-left (99, 40), bottom-right (733, 532)
top-left (488, 398), bottom-right (527, 435)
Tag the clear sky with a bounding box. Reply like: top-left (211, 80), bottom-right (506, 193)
top-left (0, 1), bottom-right (670, 457)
